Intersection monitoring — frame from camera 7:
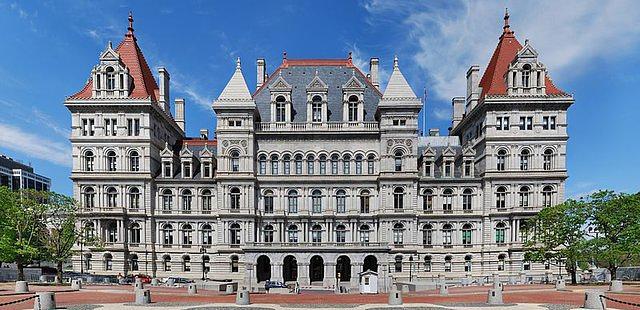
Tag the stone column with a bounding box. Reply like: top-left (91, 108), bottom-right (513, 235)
top-left (350, 263), bottom-right (362, 288)
top-left (298, 262), bottom-right (310, 286)
top-left (272, 263), bottom-right (283, 282)
top-left (324, 262), bottom-right (337, 287)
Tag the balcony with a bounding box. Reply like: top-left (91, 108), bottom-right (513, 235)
top-left (244, 242), bottom-right (389, 251)
top-left (256, 121), bottom-right (379, 133)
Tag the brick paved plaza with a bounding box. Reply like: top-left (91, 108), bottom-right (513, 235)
top-left (1, 283), bottom-right (640, 309)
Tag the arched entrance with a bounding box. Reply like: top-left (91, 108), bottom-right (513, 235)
top-left (283, 255), bottom-right (297, 282)
top-left (363, 255), bottom-right (378, 272)
top-left (309, 255), bottom-right (324, 283)
top-left (336, 256), bottom-right (351, 282)
top-left (256, 255), bottom-right (271, 283)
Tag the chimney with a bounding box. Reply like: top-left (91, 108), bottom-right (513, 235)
top-left (428, 128), bottom-right (440, 136)
top-left (256, 58), bottom-right (266, 90)
top-left (199, 129), bottom-right (209, 140)
top-left (369, 58), bottom-right (379, 89)
top-left (466, 65), bottom-right (480, 112)
top-left (175, 98), bottom-right (185, 132)
top-left (158, 67), bottom-right (171, 113)
top-left (452, 97), bottom-right (465, 129)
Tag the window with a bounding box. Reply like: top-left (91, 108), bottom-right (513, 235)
top-left (287, 190), bottom-right (298, 213)
top-left (393, 187), bottom-right (404, 211)
top-left (422, 189), bottom-right (433, 211)
top-left (465, 255), bottom-right (472, 272)
top-left (496, 150), bottom-right (507, 171)
top-left (462, 189), bottom-right (473, 211)
top-left (498, 254), bottom-right (506, 271)
top-left (228, 120), bottom-right (242, 127)
top-left (424, 160), bottom-right (432, 176)
top-left (312, 95), bottom-right (322, 122)
top-left (348, 95), bottom-right (359, 122)
top-left (336, 190), bottom-right (346, 213)
top-left (105, 118), bottom-right (117, 136)
top-left (162, 189), bottom-right (173, 211)
top-left (201, 190), bottom-right (212, 213)
top-left (163, 255), bottom-right (171, 271)
top-left (367, 155), bottom-right (375, 174)
top-left (343, 154), bottom-right (351, 174)
top-left (230, 223), bottom-right (241, 245)
top-left (359, 225), bottom-right (370, 243)
top-left (129, 151), bottom-right (140, 172)
top-left (106, 222), bottom-right (117, 243)
top-left (496, 116), bottom-right (509, 131)
top-left (275, 96), bottom-right (287, 122)
top-left (359, 190), bottom-right (370, 213)
top-left (106, 67), bottom-right (116, 90)
top-left (394, 151), bottom-right (403, 172)
top-left (163, 224), bottom-right (174, 245)
top-left (258, 155), bottom-right (266, 175)
top-left (444, 256), bottom-right (452, 272)
top-left (393, 223), bottom-right (404, 245)
top-left (336, 225), bottom-right (346, 243)
top-left (181, 190), bottom-right (192, 212)
top-left (183, 256), bottom-right (191, 272)
top-left (263, 225), bottom-right (274, 243)
top-left (183, 161), bottom-right (191, 178)
top-left (523, 261), bottom-right (531, 271)
top-left (230, 151), bottom-right (240, 172)
top-left (128, 187), bottom-right (140, 210)
top-left (83, 187), bottom-right (95, 210)
top-left (163, 162), bottom-right (172, 177)
top-left (287, 225), bottom-right (298, 243)
top-left (519, 186), bottom-right (530, 208)
top-left (106, 151), bottom-right (117, 171)
top-left (295, 155), bottom-right (303, 174)
top-left (130, 254), bottom-right (138, 271)
top-left (283, 155), bottom-right (291, 174)
top-left (355, 155), bottom-right (363, 174)
top-left (542, 186), bottom-right (554, 207)
top-left (271, 155), bottom-right (279, 175)
top-left (319, 155), bottom-right (326, 174)
top-left (496, 186), bottom-right (507, 209)
top-left (311, 189), bottom-right (322, 213)
top-left (331, 155), bottom-right (339, 174)
top-left (311, 225), bottom-right (322, 243)
top-left (181, 224), bottom-right (193, 246)
top-left (230, 187), bottom-right (241, 210)
top-left (81, 118), bottom-right (95, 136)
top-left (83, 151), bottom-right (95, 172)
top-left (519, 116), bottom-right (533, 130)
top-left (394, 255), bottom-right (403, 272)
top-left (392, 119), bottom-right (407, 126)
top-left (127, 118), bottom-right (140, 136)
top-left (231, 255), bottom-right (239, 272)
top-left (543, 149), bottom-right (553, 170)
top-left (543, 116), bottom-right (557, 130)
top-left (263, 190), bottom-right (274, 214)
top-left (462, 224), bottom-right (472, 245)
top-left (422, 224), bottom-right (433, 245)
top-left (496, 222), bottom-right (506, 245)
top-left (444, 160), bottom-right (453, 177)
top-left (104, 254), bottom-right (113, 271)
top-left (106, 187), bottom-right (118, 208)
top-left (442, 189), bottom-right (453, 212)
top-left (522, 64), bottom-right (531, 88)
top-left (424, 256), bottom-right (432, 272)
top-left (307, 155), bottom-right (315, 174)
top-left (202, 224), bottom-right (213, 245)
top-left (442, 224), bottom-right (453, 245)
top-left (520, 149), bottom-right (530, 171)
top-left (464, 160), bottom-right (472, 177)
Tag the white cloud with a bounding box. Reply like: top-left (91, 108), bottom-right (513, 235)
top-left (433, 107), bottom-right (450, 121)
top-left (0, 123), bottom-right (71, 167)
top-left (348, 43), bottom-right (390, 90)
top-left (365, 0), bottom-right (640, 100)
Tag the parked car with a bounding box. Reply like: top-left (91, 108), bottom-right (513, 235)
top-left (265, 280), bottom-right (287, 290)
top-left (165, 277), bottom-right (194, 284)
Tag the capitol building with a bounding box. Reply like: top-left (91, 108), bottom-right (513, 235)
top-left (66, 12), bottom-right (573, 290)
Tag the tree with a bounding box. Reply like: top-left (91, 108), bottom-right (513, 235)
top-left (41, 192), bottom-right (79, 284)
top-left (583, 190), bottom-right (640, 278)
top-left (0, 187), bottom-right (48, 281)
top-left (524, 198), bottom-right (589, 284)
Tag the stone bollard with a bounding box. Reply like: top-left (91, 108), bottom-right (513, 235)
top-left (71, 279), bottom-right (82, 290)
top-left (166, 278), bottom-right (175, 286)
top-left (487, 288), bottom-right (503, 305)
top-left (439, 284), bottom-right (448, 296)
top-left (39, 275), bottom-right (48, 283)
top-left (135, 288), bottom-right (151, 305)
top-left (520, 272), bottom-right (527, 284)
top-left (226, 284), bottom-right (234, 294)
top-left (236, 289), bottom-right (250, 305)
top-left (401, 284), bottom-right (409, 293)
top-left (584, 290), bottom-right (605, 310)
top-left (34, 292), bottom-right (56, 310)
top-left (555, 279), bottom-right (566, 290)
top-left (493, 278), bottom-right (502, 291)
top-left (605, 273), bottom-right (612, 283)
top-left (54, 276), bottom-right (60, 284)
top-left (478, 277), bottom-right (485, 286)
top-left (188, 283), bottom-right (198, 295)
top-left (134, 278), bottom-right (144, 291)
top-left (388, 288), bottom-right (403, 305)
top-left (151, 278), bottom-right (159, 286)
top-left (609, 280), bottom-right (623, 292)
top-left (15, 281), bottom-right (29, 293)
top-left (437, 274), bottom-right (445, 288)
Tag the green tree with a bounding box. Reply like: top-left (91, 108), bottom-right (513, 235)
top-left (583, 190), bottom-right (640, 278)
top-left (41, 192), bottom-right (79, 284)
top-left (524, 198), bottom-right (589, 284)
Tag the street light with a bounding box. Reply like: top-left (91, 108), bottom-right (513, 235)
top-left (408, 254), bottom-right (420, 283)
top-left (200, 247), bottom-right (207, 281)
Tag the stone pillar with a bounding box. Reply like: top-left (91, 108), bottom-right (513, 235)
top-left (609, 280), bottom-right (623, 292)
top-left (15, 281), bottom-right (29, 293)
top-left (34, 292), bottom-right (56, 310)
top-left (236, 289), bottom-right (250, 305)
top-left (519, 272), bottom-right (527, 284)
top-left (487, 288), bottom-right (503, 305)
top-left (298, 262), bottom-right (310, 286)
top-left (272, 263), bottom-right (283, 282)
top-left (350, 263), bottom-right (362, 288)
top-left (324, 262), bottom-right (337, 288)
top-left (388, 287), bottom-right (402, 305)
top-left (135, 289), bottom-right (151, 305)
top-left (584, 290), bottom-right (605, 310)
top-left (71, 279), bottom-right (82, 290)
top-left (439, 284), bottom-right (448, 295)
top-left (188, 283), bottom-right (197, 295)
top-left (555, 279), bottom-right (566, 290)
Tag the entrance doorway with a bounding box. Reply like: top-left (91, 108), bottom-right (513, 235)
top-left (256, 255), bottom-right (271, 282)
top-left (283, 255), bottom-right (297, 282)
top-left (310, 255), bottom-right (324, 283)
top-left (363, 255), bottom-right (378, 272)
top-left (336, 256), bottom-right (351, 282)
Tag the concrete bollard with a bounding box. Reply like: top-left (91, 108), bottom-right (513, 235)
top-left (226, 284), bottom-right (234, 294)
top-left (236, 289), bottom-right (250, 305)
top-left (478, 277), bottom-right (485, 286)
top-left (15, 281), bottom-right (29, 293)
top-left (39, 275), bottom-right (48, 283)
top-left (493, 279), bottom-right (502, 291)
top-left (401, 284), bottom-right (409, 293)
top-left (584, 290), bottom-right (605, 310)
top-left (388, 288), bottom-right (403, 305)
top-left (439, 284), bottom-right (448, 296)
top-left (520, 272), bottom-right (527, 284)
top-left (166, 278), bottom-right (175, 286)
top-left (135, 289), bottom-right (151, 305)
top-left (71, 279), bottom-right (82, 290)
top-left (188, 283), bottom-right (198, 295)
top-left (151, 278), bottom-right (159, 286)
top-left (487, 288), bottom-right (503, 305)
top-left (555, 279), bottom-right (566, 290)
top-left (605, 273), bottom-right (612, 283)
top-left (609, 280), bottom-right (623, 292)
top-left (54, 276), bottom-right (60, 284)
top-left (34, 292), bottom-right (56, 310)
top-left (134, 278), bottom-right (144, 291)
top-left (437, 274), bottom-right (445, 288)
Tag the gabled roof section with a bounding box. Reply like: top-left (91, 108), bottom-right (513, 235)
top-left (342, 74), bottom-right (364, 90)
top-left (99, 42), bottom-right (120, 62)
top-left (160, 142), bottom-right (174, 157)
top-left (382, 56), bottom-right (418, 99)
top-left (270, 73), bottom-right (292, 91)
top-left (306, 73), bottom-right (328, 90)
top-left (478, 10), bottom-right (565, 97)
top-left (218, 58), bottom-right (253, 101)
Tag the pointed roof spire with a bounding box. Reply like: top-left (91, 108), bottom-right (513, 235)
top-left (383, 55), bottom-right (417, 99)
top-left (126, 11), bottom-right (135, 38)
top-left (393, 55), bottom-right (399, 69)
top-left (502, 8), bottom-right (514, 36)
top-left (236, 56), bottom-right (241, 69)
top-left (218, 57), bottom-right (253, 101)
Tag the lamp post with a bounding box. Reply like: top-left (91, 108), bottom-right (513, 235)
top-left (408, 254), bottom-right (420, 283)
top-left (200, 247), bottom-right (207, 281)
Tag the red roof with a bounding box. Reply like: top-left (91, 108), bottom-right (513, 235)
top-left (182, 138), bottom-right (217, 147)
top-left (479, 12), bottom-right (564, 98)
top-left (69, 13), bottom-right (159, 101)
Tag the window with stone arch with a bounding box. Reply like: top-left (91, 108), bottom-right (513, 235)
top-left (128, 187), bottom-right (140, 210)
top-left (263, 224), bottom-right (274, 243)
top-left (519, 186), bottom-right (530, 208)
top-left (462, 188), bottom-right (473, 211)
top-left (394, 255), bottom-right (403, 272)
top-left (106, 150), bottom-right (117, 171)
top-left (275, 95), bottom-right (287, 122)
top-left (311, 224), bottom-right (322, 243)
top-left (520, 149), bottom-right (530, 171)
top-left (335, 224), bottom-right (347, 243)
top-left (287, 224), bottom-right (298, 243)
top-left (295, 154), bottom-right (303, 174)
top-left (442, 223), bottom-right (453, 245)
top-left (129, 222), bottom-right (141, 245)
top-left (83, 187), bottom-right (95, 210)
top-left (422, 189), bottom-right (434, 212)
top-left (394, 150), bottom-right (403, 172)
top-left (162, 189), bottom-right (173, 211)
top-left (543, 148), bottom-right (554, 170)
top-left (270, 154), bottom-right (279, 175)
top-left (229, 223), bottom-right (241, 245)
top-left (496, 222), bottom-right (507, 245)
top-left (496, 149), bottom-right (507, 171)
top-left (542, 186), bottom-right (554, 207)
top-left (359, 190), bottom-right (370, 213)
top-left (462, 223), bottom-right (473, 245)
top-left (312, 95), bottom-right (323, 122)
top-left (181, 189), bottom-right (192, 212)
top-left (311, 189), bottom-right (322, 213)
top-left (307, 154), bottom-right (315, 174)
top-left (330, 154), bottom-right (339, 174)
top-left (393, 187), bottom-right (404, 211)
top-left (83, 150), bottom-right (95, 171)
top-left (522, 64), bottom-right (532, 88)
top-left (359, 224), bottom-right (370, 243)
top-left (162, 224), bottom-right (174, 245)
top-left (444, 255), bottom-right (453, 272)
top-left (393, 223), bottom-right (404, 245)
top-left (283, 154), bottom-right (292, 174)
top-left (106, 66), bottom-right (116, 90)
top-left (229, 187), bottom-right (241, 210)
top-left (348, 95), bottom-right (359, 122)
top-left (163, 255), bottom-right (171, 271)
top-left (442, 188), bottom-right (454, 211)
top-left (230, 150), bottom-right (240, 172)
top-left (495, 186), bottom-right (507, 209)
top-left (106, 187), bottom-right (118, 208)
top-left (335, 189), bottom-right (346, 213)
top-left (287, 189), bottom-right (298, 213)
top-left (367, 154), bottom-right (375, 174)
top-left (202, 224), bottom-right (213, 245)
top-left (464, 255), bottom-right (473, 272)
top-left (422, 223), bottom-right (433, 245)
top-left (424, 255), bottom-right (432, 272)
top-left (201, 189), bottom-right (213, 213)
top-left (129, 150), bottom-right (140, 172)
top-left (263, 190), bottom-right (274, 214)
top-left (355, 154), bottom-right (363, 174)
top-left (318, 154), bottom-right (327, 174)
top-left (498, 254), bottom-right (506, 271)
top-left (343, 154), bottom-right (351, 174)
top-left (258, 154), bottom-right (267, 175)
top-left (181, 223), bottom-right (193, 245)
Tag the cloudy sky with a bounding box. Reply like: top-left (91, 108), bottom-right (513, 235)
top-left (1, 0), bottom-right (638, 197)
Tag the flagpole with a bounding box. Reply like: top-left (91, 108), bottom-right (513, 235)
top-left (422, 87), bottom-right (427, 136)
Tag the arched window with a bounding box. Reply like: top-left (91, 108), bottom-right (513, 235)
top-left (104, 253), bottom-right (113, 271)
top-left (128, 187), bottom-right (140, 210)
top-left (230, 151), bottom-right (240, 172)
top-left (496, 150), bottom-right (507, 171)
top-left (230, 223), bottom-right (241, 245)
top-left (498, 254), bottom-right (506, 271)
top-left (330, 154), bottom-right (339, 174)
top-left (462, 188), bottom-right (473, 211)
top-left (162, 224), bottom-right (174, 245)
top-left (543, 149), bottom-right (554, 170)
top-left (307, 154), bottom-right (315, 174)
top-left (520, 149), bottom-right (530, 171)
top-left (422, 189), bottom-right (434, 212)
top-left (424, 255), bottom-right (432, 272)
top-left (312, 95), bottom-right (323, 122)
top-left (183, 255), bottom-right (191, 272)
top-left (359, 190), bottom-right (370, 213)
top-left (519, 186), bottom-right (530, 208)
top-left (319, 155), bottom-right (327, 174)
top-left (201, 189), bottom-right (212, 213)
top-left (287, 225), bottom-right (298, 243)
top-left (394, 151), bottom-right (403, 172)
top-left (130, 254), bottom-right (139, 271)
top-left (83, 187), bottom-right (95, 210)
top-left (275, 95), bottom-right (287, 122)
top-left (496, 222), bottom-right (506, 245)
top-left (229, 187), bottom-right (240, 210)
top-left (343, 154), bottom-right (351, 174)
top-left (444, 255), bottom-right (453, 272)
top-left (106, 187), bottom-right (118, 209)
top-left (294, 154), bottom-right (303, 174)
top-left (367, 154), bottom-right (375, 174)
top-left (311, 189), bottom-right (322, 213)
top-left (202, 224), bottom-right (213, 245)
top-left (83, 222), bottom-right (95, 239)
top-left (462, 223), bottom-right (472, 245)
top-left (442, 188), bottom-right (453, 211)
top-left (163, 255), bottom-right (171, 271)
top-left (162, 189), bottom-right (173, 211)
top-left (496, 186), bottom-right (507, 209)
top-left (263, 190), bottom-right (274, 214)
top-left (181, 224), bottom-right (193, 245)
top-left (258, 155), bottom-right (267, 175)
top-left (84, 151), bottom-right (94, 171)
top-left (129, 150), bottom-right (140, 172)
top-left (348, 95), bottom-right (359, 122)
top-left (106, 150), bottom-right (117, 171)
top-left (542, 186), bottom-right (554, 207)
top-left (287, 190), bottom-right (298, 213)
top-left (106, 221), bottom-right (117, 243)
top-left (311, 224), bottom-right (322, 243)
top-left (335, 189), bottom-right (346, 213)
top-left (394, 255), bottom-right (403, 272)
top-left (393, 223), bottom-right (404, 245)
top-left (442, 224), bottom-right (453, 245)
top-left (464, 255), bottom-right (472, 272)
top-left (422, 224), bottom-right (433, 245)
top-left (181, 189), bottom-right (192, 212)
top-left (393, 187), bottom-right (404, 211)
top-left (355, 155), bottom-right (363, 174)
top-left (231, 255), bottom-right (239, 273)
top-left (359, 224), bottom-right (370, 243)
top-left (522, 64), bottom-right (531, 88)
top-left (263, 225), bottom-right (274, 243)
top-left (283, 154), bottom-right (291, 174)
top-left (336, 224), bottom-right (347, 243)
top-left (270, 154), bottom-right (279, 174)
top-left (106, 67), bottom-right (116, 90)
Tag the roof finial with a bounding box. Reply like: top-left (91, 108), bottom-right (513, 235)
top-left (348, 51), bottom-right (352, 60)
top-left (126, 11), bottom-right (135, 37)
top-left (283, 51), bottom-right (287, 60)
top-left (503, 8), bottom-right (513, 34)
top-left (107, 41), bottom-right (112, 49)
top-left (393, 55), bottom-right (399, 69)
top-left (236, 57), bottom-right (241, 70)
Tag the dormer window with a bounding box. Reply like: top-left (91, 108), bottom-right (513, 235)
top-left (521, 64), bottom-right (531, 88)
top-left (275, 96), bottom-right (287, 122)
top-left (106, 67), bottom-right (116, 90)
top-left (182, 161), bottom-right (192, 178)
top-left (311, 95), bottom-right (323, 122)
top-left (348, 95), bottom-right (359, 122)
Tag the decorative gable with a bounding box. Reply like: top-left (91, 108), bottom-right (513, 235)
top-left (180, 145), bottom-right (194, 158)
top-left (160, 142), bottom-right (174, 158)
top-left (270, 74), bottom-right (292, 91)
top-left (200, 145), bottom-right (214, 158)
top-left (307, 74), bottom-right (328, 91)
top-left (342, 75), bottom-right (364, 90)
top-left (423, 147), bottom-right (436, 157)
top-left (442, 146), bottom-right (456, 157)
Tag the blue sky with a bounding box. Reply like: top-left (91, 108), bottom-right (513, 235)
top-left (0, 0), bottom-right (638, 197)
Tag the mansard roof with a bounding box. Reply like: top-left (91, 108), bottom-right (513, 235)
top-left (382, 56), bottom-right (418, 100)
top-left (478, 10), bottom-right (564, 98)
top-left (69, 13), bottom-right (159, 101)
top-left (217, 58), bottom-right (253, 101)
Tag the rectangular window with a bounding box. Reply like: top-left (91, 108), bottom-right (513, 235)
top-left (203, 162), bottom-right (211, 178)
top-left (105, 118), bottom-right (117, 136)
top-left (444, 161), bottom-right (452, 177)
top-left (424, 161), bottom-right (432, 176)
top-left (496, 116), bottom-right (509, 131)
top-left (127, 118), bottom-right (141, 136)
top-left (81, 119), bottom-right (95, 136)
top-left (183, 162), bottom-right (191, 178)
top-left (163, 163), bottom-right (172, 178)
top-left (464, 160), bottom-right (472, 177)
top-left (519, 116), bottom-right (533, 130)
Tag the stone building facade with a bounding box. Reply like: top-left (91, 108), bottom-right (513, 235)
top-left (66, 12), bottom-right (573, 289)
